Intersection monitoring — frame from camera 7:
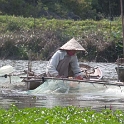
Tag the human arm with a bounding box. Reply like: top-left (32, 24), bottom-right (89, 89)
top-left (46, 50), bottom-right (66, 77)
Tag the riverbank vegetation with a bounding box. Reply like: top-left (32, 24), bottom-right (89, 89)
top-left (0, 105), bottom-right (124, 124)
top-left (0, 15), bottom-right (122, 62)
top-left (0, 0), bottom-right (123, 62)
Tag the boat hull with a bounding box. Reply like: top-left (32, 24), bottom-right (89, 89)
top-left (25, 80), bottom-right (43, 90)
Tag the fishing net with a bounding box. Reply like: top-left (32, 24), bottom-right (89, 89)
top-left (28, 79), bottom-right (80, 94)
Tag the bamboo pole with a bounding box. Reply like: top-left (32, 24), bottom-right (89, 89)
top-left (21, 76), bottom-right (124, 87)
top-left (120, 0), bottom-right (124, 57)
top-left (21, 76), bottom-right (105, 82)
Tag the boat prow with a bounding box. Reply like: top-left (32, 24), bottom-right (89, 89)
top-left (89, 67), bottom-right (102, 80)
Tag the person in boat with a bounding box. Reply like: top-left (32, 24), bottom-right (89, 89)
top-left (46, 37), bottom-right (87, 80)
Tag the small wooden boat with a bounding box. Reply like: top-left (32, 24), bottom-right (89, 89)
top-left (22, 64), bottom-right (103, 90)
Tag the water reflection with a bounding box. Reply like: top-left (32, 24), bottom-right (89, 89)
top-left (0, 60), bottom-right (124, 111)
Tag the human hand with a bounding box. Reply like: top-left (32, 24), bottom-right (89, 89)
top-left (75, 75), bottom-right (83, 80)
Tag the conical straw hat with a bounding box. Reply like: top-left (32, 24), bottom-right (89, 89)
top-left (59, 38), bottom-right (86, 51)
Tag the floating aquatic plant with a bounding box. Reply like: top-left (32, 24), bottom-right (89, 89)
top-left (0, 104), bottom-right (124, 124)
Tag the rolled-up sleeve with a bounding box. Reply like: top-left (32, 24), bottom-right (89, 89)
top-left (46, 50), bottom-right (66, 77)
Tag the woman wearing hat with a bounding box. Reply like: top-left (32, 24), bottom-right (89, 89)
top-left (46, 38), bottom-right (86, 80)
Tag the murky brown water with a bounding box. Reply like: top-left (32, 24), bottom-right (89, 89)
top-left (0, 60), bottom-right (124, 111)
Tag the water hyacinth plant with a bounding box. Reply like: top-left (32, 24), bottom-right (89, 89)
top-left (0, 105), bottom-right (124, 124)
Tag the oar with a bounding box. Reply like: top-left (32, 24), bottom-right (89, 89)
top-left (43, 77), bottom-right (107, 83)
top-left (44, 77), bottom-right (124, 87)
top-left (22, 76), bottom-right (124, 87)
top-left (50, 78), bottom-right (123, 87)
top-left (21, 76), bottom-right (106, 83)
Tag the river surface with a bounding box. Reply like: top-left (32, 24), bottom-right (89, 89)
top-left (0, 60), bottom-right (124, 111)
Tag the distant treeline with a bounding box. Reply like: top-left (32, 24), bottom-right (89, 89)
top-left (0, 0), bottom-right (122, 20)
